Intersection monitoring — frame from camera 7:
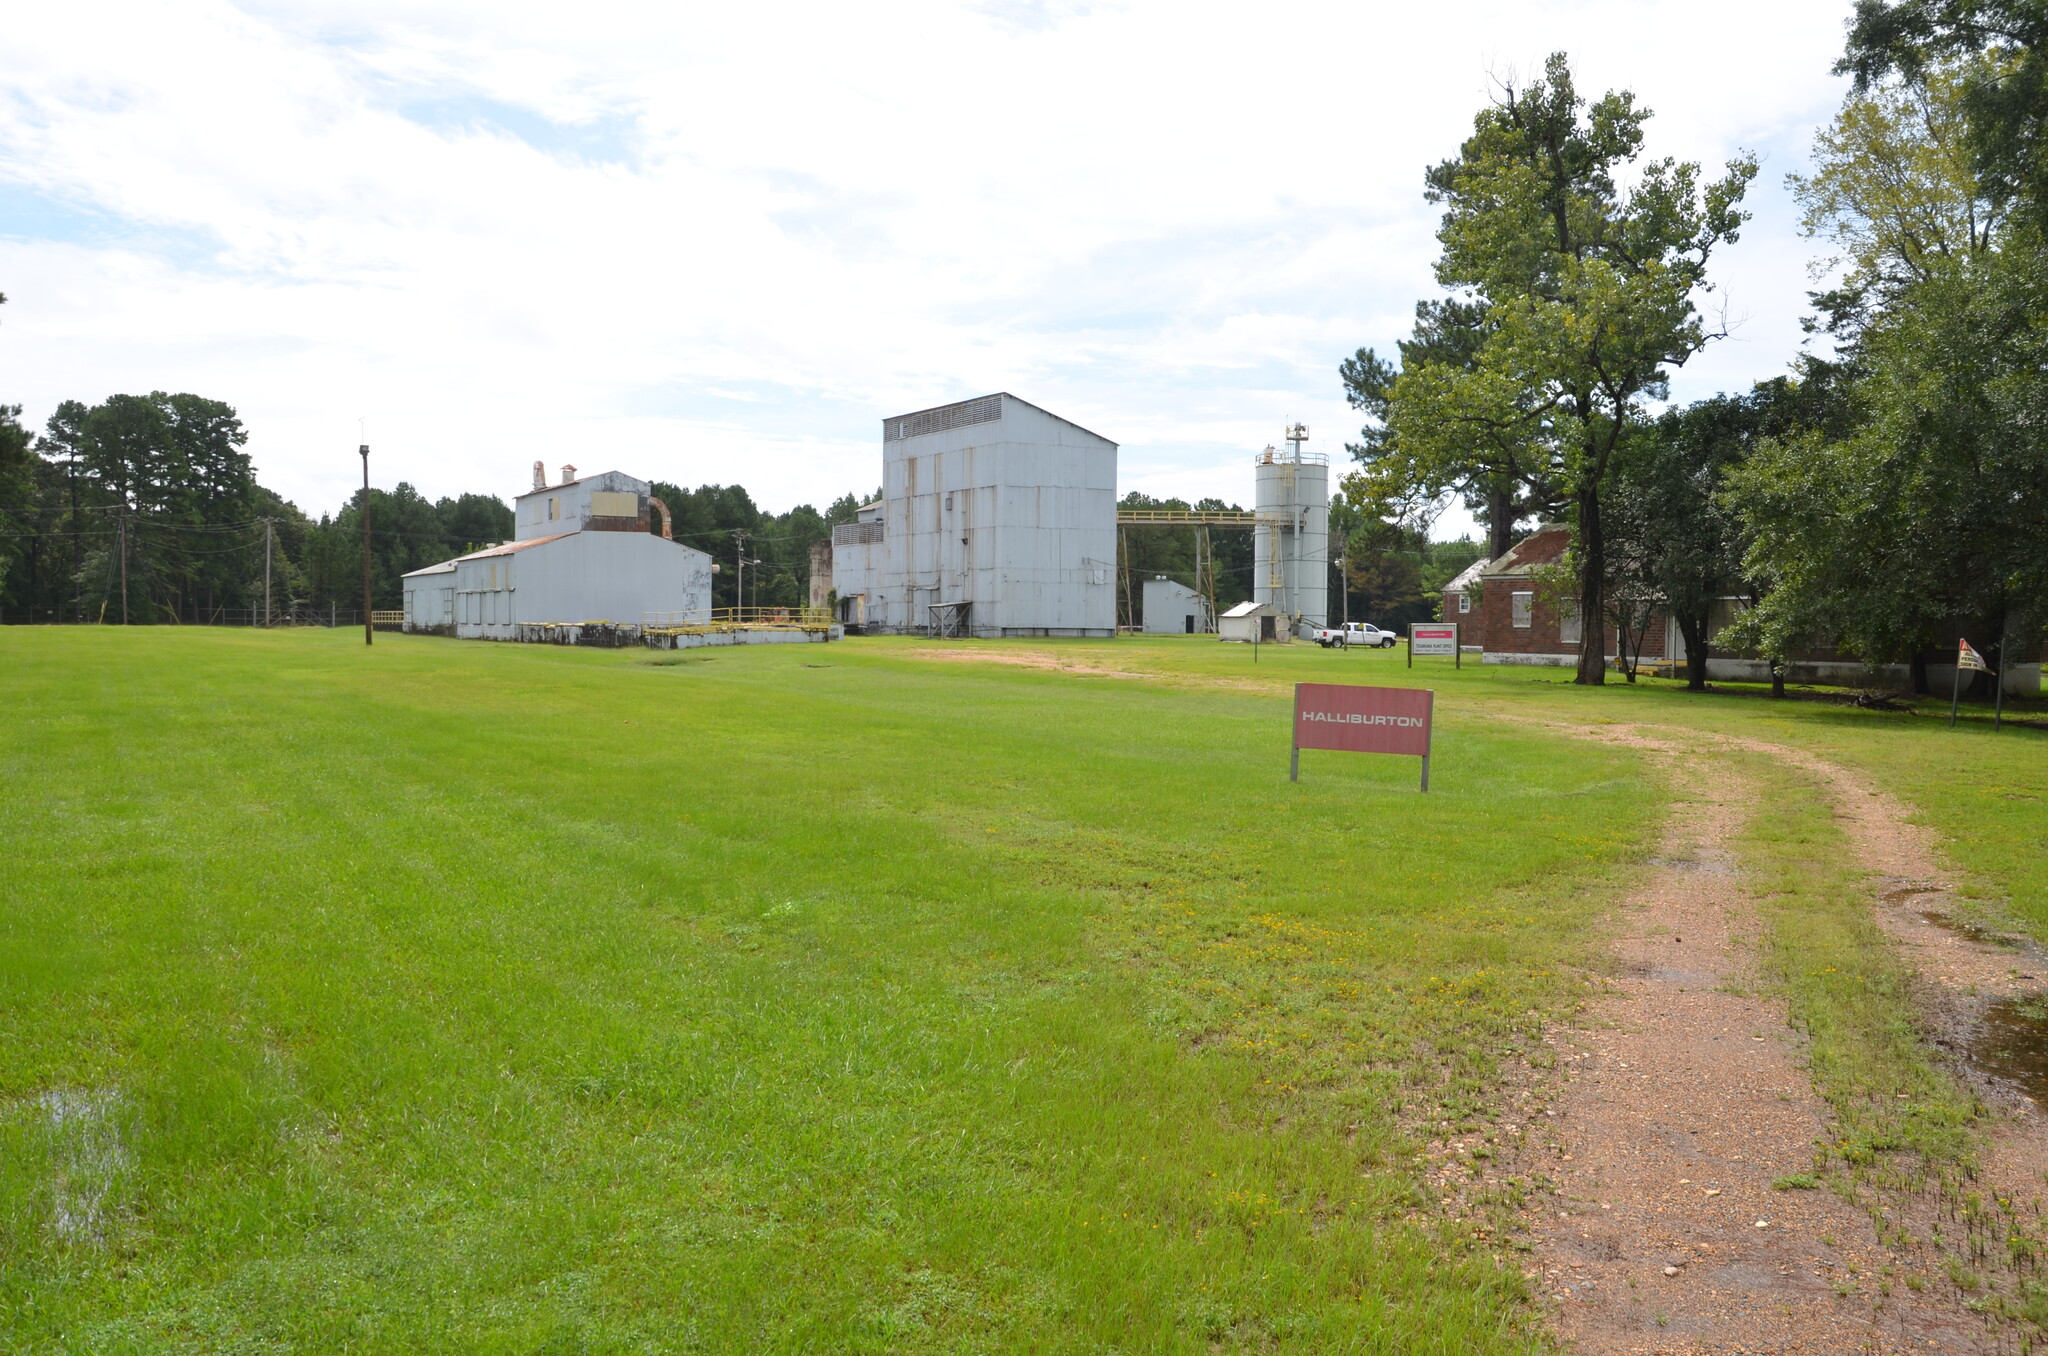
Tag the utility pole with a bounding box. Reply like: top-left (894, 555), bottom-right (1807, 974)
top-left (1335, 528), bottom-right (1349, 628)
top-left (360, 444), bottom-right (373, 646)
top-left (68, 451), bottom-right (81, 623)
top-left (731, 528), bottom-right (747, 615)
top-left (263, 518), bottom-right (273, 629)
top-left (118, 509), bottom-right (128, 625)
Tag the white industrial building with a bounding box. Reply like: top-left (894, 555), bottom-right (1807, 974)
top-left (826, 393), bottom-right (1117, 637)
top-left (1253, 432), bottom-right (1329, 634)
top-left (402, 465), bottom-right (714, 641)
top-left (1141, 577), bottom-right (1210, 634)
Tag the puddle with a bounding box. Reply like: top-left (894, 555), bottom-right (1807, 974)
top-left (1915, 910), bottom-right (2019, 947)
top-left (1970, 998), bottom-right (2048, 1103)
top-left (1620, 959), bottom-right (1716, 985)
top-left (1647, 856), bottom-right (1736, 876)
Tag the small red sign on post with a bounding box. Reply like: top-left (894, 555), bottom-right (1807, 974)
top-left (1291, 682), bottom-right (1435, 790)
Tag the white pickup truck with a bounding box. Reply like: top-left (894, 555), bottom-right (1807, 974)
top-left (1312, 622), bottom-right (1398, 649)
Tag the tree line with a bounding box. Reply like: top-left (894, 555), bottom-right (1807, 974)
top-left (0, 377), bottom-right (863, 623)
top-left (1345, 16), bottom-right (2048, 694)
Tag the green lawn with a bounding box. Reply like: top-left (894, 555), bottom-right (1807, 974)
top-left (0, 629), bottom-right (2041, 1353)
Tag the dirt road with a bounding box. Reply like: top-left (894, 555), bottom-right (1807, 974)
top-left (1519, 725), bottom-right (2044, 1354)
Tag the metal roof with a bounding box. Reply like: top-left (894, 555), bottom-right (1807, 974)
top-left (455, 533), bottom-right (574, 560)
top-left (1221, 600), bottom-right (1274, 617)
top-left (882, 392), bottom-right (1117, 448)
top-left (1442, 557), bottom-right (1491, 593)
top-left (401, 558), bottom-right (460, 578)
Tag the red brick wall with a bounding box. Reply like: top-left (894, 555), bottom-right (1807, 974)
top-left (1478, 578), bottom-right (1668, 660)
top-left (1481, 578), bottom-right (1571, 656)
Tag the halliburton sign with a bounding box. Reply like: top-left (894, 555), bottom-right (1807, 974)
top-left (1290, 682), bottom-right (1435, 789)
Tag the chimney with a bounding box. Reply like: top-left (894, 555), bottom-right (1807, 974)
top-left (532, 460), bottom-right (546, 490)
top-left (560, 464), bottom-right (577, 485)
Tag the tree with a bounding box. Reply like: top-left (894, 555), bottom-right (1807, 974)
top-left (0, 404), bottom-right (31, 615)
top-left (1343, 519), bottom-right (1432, 629)
top-left (1392, 53), bottom-right (1754, 683)
top-left (1605, 381), bottom-right (1826, 691)
top-left (1341, 299), bottom-right (1564, 559)
top-left (36, 392), bottom-right (260, 621)
top-left (1724, 27), bottom-right (2048, 695)
top-left (0, 294), bottom-right (33, 615)
top-left (1723, 255), bottom-right (2048, 692)
top-left (1791, 54), bottom-right (2002, 311)
top-left (1842, 1), bottom-right (2048, 223)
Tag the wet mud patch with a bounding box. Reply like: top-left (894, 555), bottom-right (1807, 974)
top-left (1967, 996), bottom-right (2048, 1105)
top-left (1873, 881), bottom-right (2048, 1111)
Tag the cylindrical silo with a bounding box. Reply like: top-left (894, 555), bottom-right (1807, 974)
top-left (1252, 443), bottom-right (1329, 632)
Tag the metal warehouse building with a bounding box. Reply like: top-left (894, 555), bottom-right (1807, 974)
top-left (403, 466), bottom-right (714, 641)
top-left (828, 393), bottom-right (1117, 637)
top-left (1141, 577), bottom-right (1210, 634)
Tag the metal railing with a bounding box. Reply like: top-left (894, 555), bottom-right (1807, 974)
top-left (643, 607), bottom-right (834, 635)
top-left (1116, 507), bottom-right (1288, 528)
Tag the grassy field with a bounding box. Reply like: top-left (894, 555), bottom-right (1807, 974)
top-left (1, 628), bottom-right (2042, 1353)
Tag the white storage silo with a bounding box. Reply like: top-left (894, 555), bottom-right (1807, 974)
top-left (1252, 426), bottom-right (1328, 632)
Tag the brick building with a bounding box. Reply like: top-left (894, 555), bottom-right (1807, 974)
top-left (1450, 522), bottom-right (2039, 691)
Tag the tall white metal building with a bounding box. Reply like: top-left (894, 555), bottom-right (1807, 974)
top-left (1252, 426), bottom-right (1329, 632)
top-left (828, 393), bottom-right (1117, 637)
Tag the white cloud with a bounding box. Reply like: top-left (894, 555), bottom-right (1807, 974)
top-left (0, 0), bottom-right (1854, 535)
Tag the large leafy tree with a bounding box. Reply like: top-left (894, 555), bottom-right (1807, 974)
top-left (1843, 1), bottom-right (2048, 220)
top-left (1607, 377), bottom-right (1846, 691)
top-left (1724, 29), bottom-right (2048, 692)
top-left (1792, 54), bottom-right (2001, 307)
top-left (1386, 53), bottom-right (1754, 683)
top-left (1725, 253), bottom-right (2048, 685)
top-left (1340, 298), bottom-right (1564, 560)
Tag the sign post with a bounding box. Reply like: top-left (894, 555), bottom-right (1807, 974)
top-left (1409, 622), bottom-right (1459, 669)
top-left (1952, 638), bottom-right (1992, 729)
top-left (1291, 682), bottom-right (1434, 791)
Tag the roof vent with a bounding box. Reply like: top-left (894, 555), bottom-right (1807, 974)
top-left (532, 460), bottom-right (546, 490)
top-left (560, 464), bottom-right (577, 485)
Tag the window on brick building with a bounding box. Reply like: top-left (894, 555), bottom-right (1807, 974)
top-left (1511, 591), bottom-right (1533, 628)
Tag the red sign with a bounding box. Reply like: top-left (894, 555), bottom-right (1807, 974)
top-left (1292, 682), bottom-right (1434, 780)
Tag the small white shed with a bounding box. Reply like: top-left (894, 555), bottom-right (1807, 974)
top-left (1218, 600), bottom-right (1279, 644)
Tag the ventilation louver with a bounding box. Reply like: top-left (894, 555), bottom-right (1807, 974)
top-left (885, 394), bottom-right (1002, 442)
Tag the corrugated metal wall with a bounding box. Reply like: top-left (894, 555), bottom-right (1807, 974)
top-left (867, 394), bottom-right (1116, 637)
top-left (449, 532), bottom-right (713, 639)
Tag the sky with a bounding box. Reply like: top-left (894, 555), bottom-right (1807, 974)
top-left (1, 1), bottom-right (1857, 538)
